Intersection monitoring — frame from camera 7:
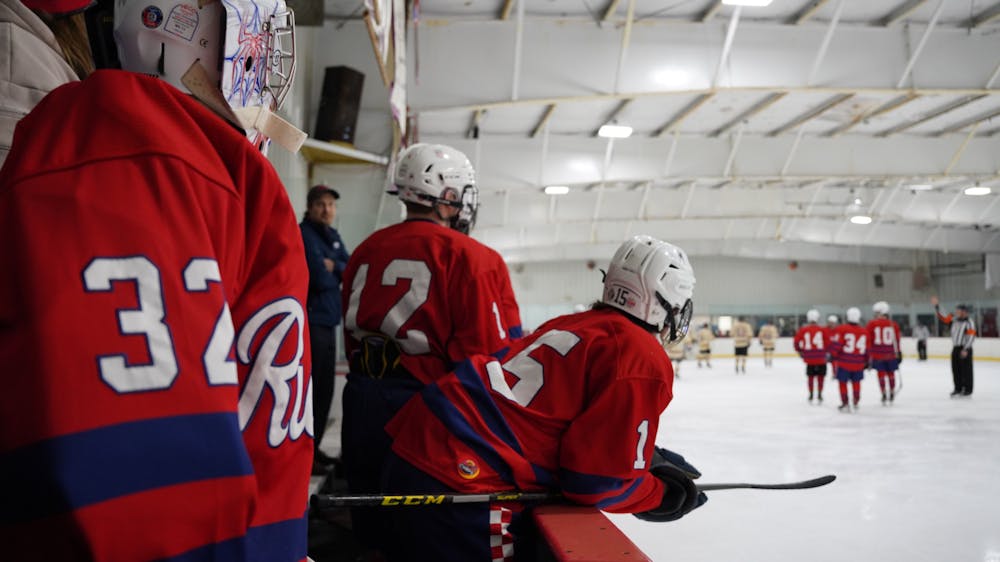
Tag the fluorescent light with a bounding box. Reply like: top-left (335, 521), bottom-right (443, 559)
top-left (850, 215), bottom-right (873, 225)
top-left (544, 185), bottom-right (570, 195)
top-left (722, 0), bottom-right (773, 6)
top-left (964, 186), bottom-right (992, 196)
top-left (909, 184), bottom-right (933, 191)
top-left (597, 124), bottom-right (633, 138)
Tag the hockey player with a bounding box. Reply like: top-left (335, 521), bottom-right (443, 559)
top-left (696, 322), bottom-right (715, 367)
top-left (867, 301), bottom-right (902, 404)
top-left (666, 331), bottom-right (692, 378)
top-left (826, 314), bottom-right (840, 376)
top-left (829, 308), bottom-right (869, 411)
top-left (0, 0), bottom-right (311, 560)
top-left (758, 321), bottom-right (779, 367)
top-left (794, 309), bottom-right (828, 402)
top-left (340, 143), bottom-right (522, 553)
top-left (731, 316), bottom-right (754, 374)
top-left (381, 236), bottom-right (705, 561)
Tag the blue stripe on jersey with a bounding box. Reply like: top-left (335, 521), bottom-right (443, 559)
top-left (509, 325), bottom-right (524, 339)
top-left (452, 360), bottom-right (524, 456)
top-left (595, 478), bottom-right (644, 510)
top-left (532, 464), bottom-right (557, 488)
top-left (421, 384), bottom-right (516, 485)
top-left (162, 513), bottom-right (309, 562)
top-left (559, 467), bottom-right (625, 496)
top-left (0, 412), bottom-right (252, 524)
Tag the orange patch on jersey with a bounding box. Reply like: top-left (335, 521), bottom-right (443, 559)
top-left (458, 459), bottom-right (480, 480)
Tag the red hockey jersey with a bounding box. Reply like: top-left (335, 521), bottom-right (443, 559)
top-left (866, 317), bottom-right (901, 360)
top-left (342, 219), bottom-right (522, 383)
top-left (793, 324), bottom-right (828, 365)
top-left (386, 308), bottom-right (673, 514)
top-left (0, 71), bottom-right (311, 561)
top-left (829, 323), bottom-right (869, 372)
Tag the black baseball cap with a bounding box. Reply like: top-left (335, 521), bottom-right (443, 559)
top-left (307, 185), bottom-right (340, 204)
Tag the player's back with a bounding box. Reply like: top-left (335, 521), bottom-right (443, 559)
top-left (832, 324), bottom-right (868, 371)
top-left (867, 317), bottom-right (900, 360)
top-left (343, 220), bottom-right (517, 383)
top-left (387, 307), bottom-right (673, 511)
top-left (732, 321), bottom-right (753, 346)
top-left (0, 71), bottom-right (310, 560)
top-left (794, 325), bottom-right (828, 364)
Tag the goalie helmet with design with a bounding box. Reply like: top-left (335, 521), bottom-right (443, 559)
top-left (602, 235), bottom-right (696, 346)
top-left (111, 0), bottom-right (295, 150)
top-left (392, 143), bottom-right (479, 234)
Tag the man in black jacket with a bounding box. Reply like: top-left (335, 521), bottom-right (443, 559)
top-left (301, 185), bottom-right (351, 472)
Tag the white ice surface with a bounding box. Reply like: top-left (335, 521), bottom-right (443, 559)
top-left (607, 357), bottom-right (1000, 562)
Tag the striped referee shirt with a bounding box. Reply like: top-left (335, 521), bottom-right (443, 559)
top-left (936, 308), bottom-right (976, 349)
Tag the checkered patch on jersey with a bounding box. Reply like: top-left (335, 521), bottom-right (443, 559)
top-left (489, 505), bottom-right (514, 562)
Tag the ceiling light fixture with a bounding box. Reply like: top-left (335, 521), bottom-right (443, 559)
top-left (722, 0), bottom-right (774, 6)
top-left (597, 124), bottom-right (633, 139)
top-left (544, 185), bottom-right (570, 195)
top-left (908, 184), bottom-right (934, 191)
top-left (850, 215), bottom-right (873, 225)
top-left (964, 186), bottom-right (992, 196)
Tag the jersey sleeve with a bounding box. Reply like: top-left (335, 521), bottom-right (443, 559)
top-left (445, 247), bottom-right (519, 362)
top-left (495, 257), bottom-right (523, 340)
top-left (557, 353), bottom-right (673, 514)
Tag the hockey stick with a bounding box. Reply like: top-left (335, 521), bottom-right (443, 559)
top-left (310, 475), bottom-right (836, 509)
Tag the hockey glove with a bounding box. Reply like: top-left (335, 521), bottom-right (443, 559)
top-left (634, 449), bottom-right (707, 523)
top-left (896, 352), bottom-right (903, 364)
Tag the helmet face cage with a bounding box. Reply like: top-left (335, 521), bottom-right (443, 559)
top-left (660, 296), bottom-right (694, 347)
top-left (451, 184), bottom-right (479, 234)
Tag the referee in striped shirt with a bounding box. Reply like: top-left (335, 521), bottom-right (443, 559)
top-left (931, 296), bottom-right (977, 397)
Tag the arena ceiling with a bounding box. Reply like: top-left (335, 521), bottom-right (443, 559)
top-left (322, 0), bottom-right (1000, 265)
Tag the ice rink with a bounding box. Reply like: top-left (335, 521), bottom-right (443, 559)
top-left (607, 355), bottom-right (1000, 562)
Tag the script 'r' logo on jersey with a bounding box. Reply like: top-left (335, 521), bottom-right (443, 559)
top-left (458, 459), bottom-right (480, 479)
top-left (236, 298), bottom-right (312, 446)
top-left (141, 6), bottom-right (163, 28)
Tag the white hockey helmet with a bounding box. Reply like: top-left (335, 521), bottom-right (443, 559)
top-left (873, 301), bottom-right (890, 315)
top-left (392, 143), bottom-right (479, 234)
top-left (112, 0), bottom-right (296, 147)
top-left (603, 235), bottom-right (696, 345)
top-left (827, 314), bottom-right (839, 324)
top-left (846, 307), bottom-right (862, 324)
top-left (806, 309), bottom-right (820, 323)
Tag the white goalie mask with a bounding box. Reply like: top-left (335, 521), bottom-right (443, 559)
top-left (602, 235), bottom-right (696, 346)
top-left (806, 309), bottom-right (820, 323)
top-left (113, 0), bottom-right (296, 149)
top-left (392, 143), bottom-right (479, 234)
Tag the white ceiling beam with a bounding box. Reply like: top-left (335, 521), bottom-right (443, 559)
top-left (529, 104), bottom-right (557, 138)
top-left (805, 0), bottom-right (845, 86)
top-left (662, 130), bottom-right (680, 177)
top-left (722, 122), bottom-right (746, 177)
top-left (934, 106), bottom-right (1000, 136)
top-left (680, 183), bottom-right (697, 219)
top-left (510, 0), bottom-right (525, 100)
top-left (825, 93), bottom-right (921, 137)
top-left (876, 94), bottom-right (987, 137)
top-left (537, 121), bottom-right (550, 185)
top-left (602, 0), bottom-right (622, 22)
top-left (593, 99), bottom-right (634, 136)
top-left (713, 6), bottom-right (742, 88)
top-left (612, 0), bottom-right (636, 94)
top-left (780, 127), bottom-right (806, 176)
top-left (877, 0), bottom-right (929, 26)
top-left (709, 92), bottom-right (787, 137)
top-left (652, 93), bottom-right (714, 137)
top-left (636, 182), bottom-right (652, 220)
top-left (498, 0), bottom-right (515, 20)
top-left (788, 0), bottom-right (831, 25)
top-left (966, 2), bottom-right (1000, 28)
top-left (418, 87), bottom-right (998, 116)
top-left (976, 194), bottom-right (1000, 223)
top-left (939, 190), bottom-right (965, 221)
top-left (697, 0), bottom-right (723, 23)
top-left (895, 0), bottom-right (947, 89)
top-left (804, 182), bottom-right (827, 217)
top-left (768, 93), bottom-right (854, 137)
top-left (944, 123), bottom-right (982, 175)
